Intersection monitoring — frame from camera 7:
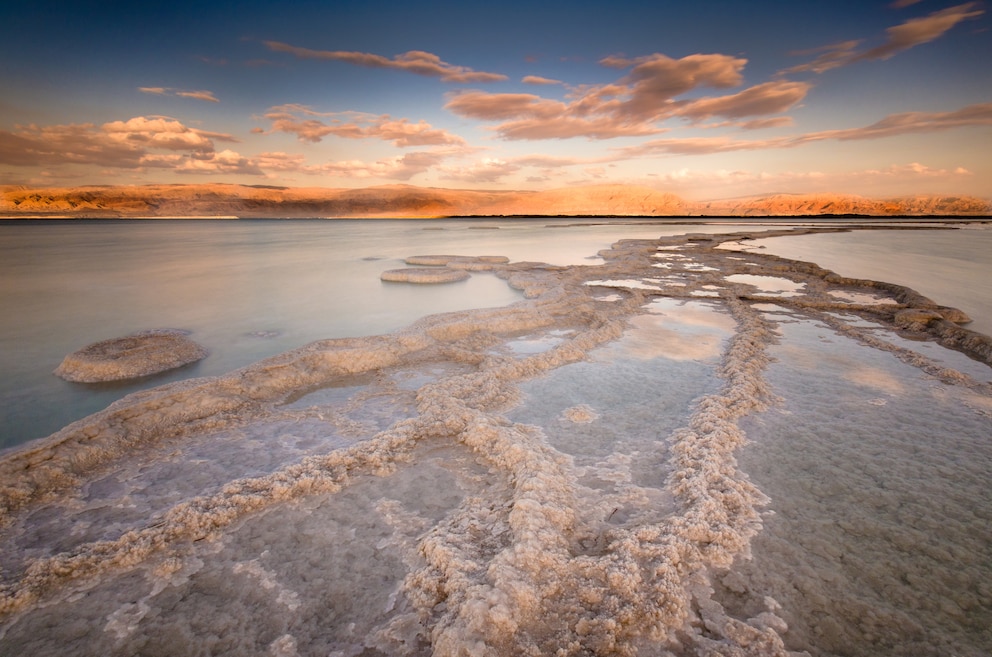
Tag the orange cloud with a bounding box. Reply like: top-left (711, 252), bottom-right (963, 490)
top-left (678, 81), bottom-right (811, 121)
top-left (262, 105), bottom-right (466, 147)
top-left (522, 75), bottom-right (563, 85)
top-left (859, 3), bottom-right (984, 61)
top-left (263, 41), bottom-right (507, 83)
top-left (0, 117), bottom-right (236, 169)
top-left (611, 53), bottom-right (746, 119)
top-left (445, 53), bottom-right (805, 140)
top-left (620, 102), bottom-right (992, 156)
top-left (786, 3), bottom-right (983, 73)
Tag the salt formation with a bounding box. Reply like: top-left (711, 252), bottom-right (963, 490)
top-left (1, 227), bottom-right (990, 656)
top-left (53, 329), bottom-right (207, 382)
top-left (380, 268), bottom-right (471, 284)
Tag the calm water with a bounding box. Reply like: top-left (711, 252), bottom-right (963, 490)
top-left (751, 226), bottom-right (992, 336)
top-left (0, 218), bottom-right (729, 448)
top-left (1, 219), bottom-right (989, 656)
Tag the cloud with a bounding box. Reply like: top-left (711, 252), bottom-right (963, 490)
top-left (263, 41), bottom-right (507, 82)
top-left (891, 0), bottom-right (924, 7)
top-left (522, 75), bottom-right (562, 85)
top-left (678, 81), bottom-right (811, 121)
top-left (739, 116), bottom-right (795, 130)
top-left (440, 157), bottom-right (522, 183)
top-left (620, 102), bottom-right (992, 156)
top-left (318, 151), bottom-right (447, 180)
top-left (175, 90), bottom-right (220, 103)
top-left (0, 116), bottom-right (236, 170)
top-left (260, 105), bottom-right (466, 147)
top-left (857, 2), bottom-right (984, 61)
top-left (138, 87), bottom-right (220, 103)
top-left (786, 3), bottom-right (983, 73)
top-left (610, 53), bottom-right (746, 119)
top-left (445, 53), bottom-right (805, 140)
top-left (807, 102), bottom-right (992, 140)
top-left (174, 149), bottom-right (265, 175)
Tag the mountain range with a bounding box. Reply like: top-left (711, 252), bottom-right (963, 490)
top-left (1, 183), bottom-right (989, 218)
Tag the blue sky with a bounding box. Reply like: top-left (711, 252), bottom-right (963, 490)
top-left (1, 0), bottom-right (989, 199)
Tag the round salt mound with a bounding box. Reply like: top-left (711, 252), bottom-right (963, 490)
top-left (380, 268), bottom-right (470, 284)
top-left (54, 329), bottom-right (208, 382)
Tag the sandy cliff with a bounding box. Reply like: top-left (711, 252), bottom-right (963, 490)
top-left (0, 183), bottom-right (988, 218)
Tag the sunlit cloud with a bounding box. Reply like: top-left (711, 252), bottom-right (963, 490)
top-left (740, 117), bottom-right (795, 130)
top-left (0, 116), bottom-right (235, 169)
top-left (175, 90), bottom-right (220, 103)
top-left (891, 0), bottom-right (924, 8)
top-left (522, 75), bottom-right (563, 85)
top-left (786, 3), bottom-right (983, 73)
top-left (619, 102), bottom-right (992, 157)
top-left (677, 81), bottom-right (811, 121)
top-left (251, 150), bottom-right (450, 181)
top-left (261, 105), bottom-right (467, 147)
top-left (318, 152), bottom-right (447, 180)
top-left (138, 87), bottom-right (220, 103)
top-left (606, 53), bottom-right (746, 119)
top-left (440, 157), bottom-right (521, 183)
top-left (174, 149), bottom-right (264, 175)
top-left (445, 52), bottom-right (810, 140)
top-left (263, 41), bottom-right (507, 82)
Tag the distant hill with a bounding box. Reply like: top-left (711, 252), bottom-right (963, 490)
top-left (697, 192), bottom-right (992, 217)
top-left (0, 183), bottom-right (988, 218)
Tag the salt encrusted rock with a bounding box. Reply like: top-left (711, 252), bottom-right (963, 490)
top-left (380, 268), bottom-right (471, 284)
top-left (404, 255), bottom-right (510, 266)
top-left (894, 308), bottom-right (944, 330)
top-left (54, 329), bottom-right (207, 382)
top-left (936, 306), bottom-right (971, 324)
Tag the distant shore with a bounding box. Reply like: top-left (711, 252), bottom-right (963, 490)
top-left (2, 182), bottom-right (990, 219)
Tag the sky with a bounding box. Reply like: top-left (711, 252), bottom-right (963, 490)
top-left (1, 0), bottom-right (990, 200)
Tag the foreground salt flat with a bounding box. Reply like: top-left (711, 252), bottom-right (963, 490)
top-left (0, 227), bottom-right (989, 657)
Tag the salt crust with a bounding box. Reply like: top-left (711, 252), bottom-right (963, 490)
top-left (53, 329), bottom-right (207, 382)
top-left (1, 227), bottom-right (990, 656)
top-left (380, 268), bottom-right (471, 284)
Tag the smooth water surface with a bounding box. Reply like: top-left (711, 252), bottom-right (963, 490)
top-left (0, 218), bottom-right (727, 448)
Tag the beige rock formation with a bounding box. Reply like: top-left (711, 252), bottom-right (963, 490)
top-left (54, 329), bottom-right (208, 382)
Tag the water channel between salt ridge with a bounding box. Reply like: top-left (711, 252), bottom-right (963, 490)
top-left (0, 219), bottom-right (989, 657)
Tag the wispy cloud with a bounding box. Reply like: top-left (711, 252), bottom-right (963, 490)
top-left (259, 104), bottom-right (466, 147)
top-left (138, 87), bottom-right (220, 103)
top-left (522, 75), bottom-right (562, 86)
top-left (446, 53), bottom-right (808, 140)
top-left (619, 102), bottom-right (992, 156)
top-left (786, 3), bottom-right (983, 74)
top-left (263, 41), bottom-right (507, 83)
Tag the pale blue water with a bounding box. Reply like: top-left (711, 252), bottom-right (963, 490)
top-left (0, 218), bottom-right (721, 448)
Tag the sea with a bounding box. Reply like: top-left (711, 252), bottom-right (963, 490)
top-left (0, 217), bottom-right (989, 656)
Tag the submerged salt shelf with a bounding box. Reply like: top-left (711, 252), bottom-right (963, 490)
top-left (0, 224), bottom-right (990, 656)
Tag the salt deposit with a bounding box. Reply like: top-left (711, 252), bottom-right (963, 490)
top-left (53, 329), bottom-right (207, 382)
top-left (380, 268), bottom-right (471, 284)
top-left (1, 225), bottom-right (989, 656)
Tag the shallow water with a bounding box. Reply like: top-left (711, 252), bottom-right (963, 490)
top-left (0, 222), bottom-right (989, 656)
top-left (1, 218), bottom-right (734, 448)
top-left (745, 227), bottom-right (992, 336)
